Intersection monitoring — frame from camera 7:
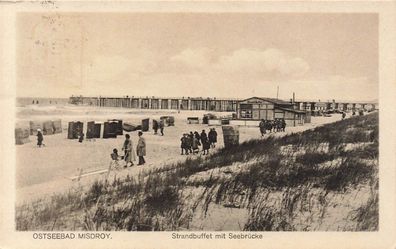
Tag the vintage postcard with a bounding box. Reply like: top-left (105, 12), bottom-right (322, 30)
top-left (1, 1), bottom-right (395, 249)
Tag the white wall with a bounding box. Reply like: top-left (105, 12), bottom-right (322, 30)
top-left (208, 119), bottom-right (221, 126)
top-left (229, 120), bottom-right (260, 127)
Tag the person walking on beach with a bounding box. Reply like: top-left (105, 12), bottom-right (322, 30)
top-left (188, 132), bottom-right (194, 153)
top-left (208, 128), bottom-right (218, 148)
top-left (152, 120), bottom-right (159, 134)
top-left (123, 134), bottom-right (135, 167)
top-left (136, 131), bottom-right (146, 165)
top-left (37, 129), bottom-right (44, 147)
top-left (200, 129), bottom-right (207, 144)
top-left (202, 136), bottom-right (210, 155)
top-left (192, 134), bottom-right (199, 154)
top-left (212, 128), bottom-right (217, 148)
top-left (281, 119), bottom-right (286, 132)
top-left (159, 119), bottom-right (165, 136)
top-left (194, 131), bottom-right (201, 149)
top-left (180, 134), bottom-right (189, 155)
top-left (259, 119), bottom-right (266, 137)
top-left (200, 129), bottom-right (210, 155)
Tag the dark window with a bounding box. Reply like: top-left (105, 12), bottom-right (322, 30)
top-left (239, 104), bottom-right (253, 119)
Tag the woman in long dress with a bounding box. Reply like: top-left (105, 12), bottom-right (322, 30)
top-left (136, 131), bottom-right (146, 165)
top-left (123, 134), bottom-right (136, 167)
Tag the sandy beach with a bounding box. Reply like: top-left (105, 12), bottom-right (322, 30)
top-left (16, 104), bottom-right (345, 204)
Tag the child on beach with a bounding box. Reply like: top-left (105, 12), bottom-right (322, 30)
top-left (78, 132), bottom-right (84, 143)
top-left (109, 148), bottom-right (122, 170)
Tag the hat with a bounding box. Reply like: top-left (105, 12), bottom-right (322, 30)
top-left (37, 128), bottom-right (41, 132)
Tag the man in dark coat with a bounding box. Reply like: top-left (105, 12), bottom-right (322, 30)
top-left (180, 134), bottom-right (189, 155)
top-left (152, 120), bottom-right (159, 134)
top-left (194, 131), bottom-right (201, 145)
top-left (212, 128), bottom-right (217, 147)
top-left (194, 131), bottom-right (201, 151)
top-left (271, 120), bottom-right (277, 132)
top-left (200, 130), bottom-right (210, 155)
top-left (159, 120), bottom-right (164, 136)
top-left (208, 128), bottom-right (218, 148)
top-left (281, 119), bottom-right (286, 132)
top-left (265, 120), bottom-right (272, 133)
top-left (259, 119), bottom-right (266, 137)
top-left (188, 131), bottom-right (194, 153)
top-left (200, 129), bottom-right (207, 144)
top-left (37, 129), bottom-right (44, 147)
top-left (276, 119), bottom-right (281, 132)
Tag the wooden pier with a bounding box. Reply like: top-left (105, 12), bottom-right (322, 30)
top-left (69, 95), bottom-right (377, 113)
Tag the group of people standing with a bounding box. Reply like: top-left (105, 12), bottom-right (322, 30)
top-left (259, 118), bottom-right (286, 136)
top-left (180, 128), bottom-right (217, 155)
top-left (110, 131), bottom-right (147, 169)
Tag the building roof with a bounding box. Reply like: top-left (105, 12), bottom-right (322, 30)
top-left (240, 97), bottom-right (293, 106)
top-left (294, 99), bottom-right (378, 104)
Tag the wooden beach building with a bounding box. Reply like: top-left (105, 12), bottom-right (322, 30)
top-left (234, 97), bottom-right (307, 127)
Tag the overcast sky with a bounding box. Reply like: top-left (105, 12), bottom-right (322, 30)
top-left (17, 13), bottom-right (378, 101)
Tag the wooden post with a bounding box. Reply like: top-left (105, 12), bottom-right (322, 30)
top-left (294, 113), bottom-right (296, 127)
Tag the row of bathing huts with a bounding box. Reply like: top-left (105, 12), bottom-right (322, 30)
top-left (69, 95), bottom-right (378, 127)
top-left (70, 96), bottom-right (240, 112)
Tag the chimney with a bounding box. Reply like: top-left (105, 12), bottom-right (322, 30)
top-left (293, 92), bottom-right (295, 103)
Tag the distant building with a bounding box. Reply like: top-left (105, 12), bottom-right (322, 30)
top-left (235, 97), bottom-right (307, 126)
top-left (313, 102), bottom-right (327, 112)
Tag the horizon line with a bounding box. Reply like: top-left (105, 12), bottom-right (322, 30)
top-left (16, 95), bottom-right (379, 104)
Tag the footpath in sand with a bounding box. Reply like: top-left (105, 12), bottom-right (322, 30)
top-left (15, 105), bottom-right (346, 204)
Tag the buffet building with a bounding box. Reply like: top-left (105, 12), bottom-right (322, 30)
top-left (235, 97), bottom-right (308, 127)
